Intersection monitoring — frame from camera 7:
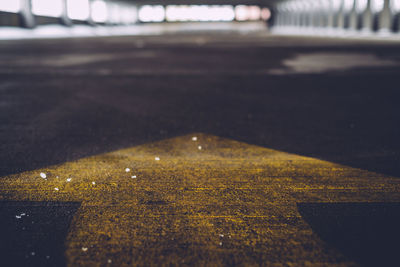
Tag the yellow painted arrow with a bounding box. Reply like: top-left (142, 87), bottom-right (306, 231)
top-left (1, 133), bottom-right (399, 266)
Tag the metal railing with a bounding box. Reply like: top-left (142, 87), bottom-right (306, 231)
top-left (273, 0), bottom-right (400, 34)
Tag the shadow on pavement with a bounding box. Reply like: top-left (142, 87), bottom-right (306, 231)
top-left (297, 202), bottom-right (400, 267)
top-left (0, 201), bottom-right (81, 267)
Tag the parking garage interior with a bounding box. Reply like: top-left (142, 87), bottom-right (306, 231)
top-left (1, 1), bottom-right (400, 266)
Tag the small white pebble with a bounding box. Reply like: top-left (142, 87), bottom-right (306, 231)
top-left (92, 181), bottom-right (96, 185)
top-left (81, 247), bottom-right (88, 252)
top-left (31, 252), bottom-right (35, 256)
top-left (15, 215), bottom-right (21, 219)
top-left (66, 178), bottom-right (72, 182)
top-left (54, 187), bottom-right (59, 191)
top-left (40, 172), bottom-right (47, 179)
top-left (108, 259), bottom-right (112, 263)
top-left (155, 157), bottom-right (160, 161)
top-left (125, 168), bottom-right (130, 172)
top-left (56, 176), bottom-right (59, 178)
top-left (219, 234), bottom-right (224, 237)
top-left (21, 213), bottom-right (26, 216)
top-left (192, 136), bottom-right (197, 141)
top-left (131, 175), bottom-right (137, 179)
top-left (219, 242), bottom-right (222, 246)
top-left (198, 146), bottom-right (202, 150)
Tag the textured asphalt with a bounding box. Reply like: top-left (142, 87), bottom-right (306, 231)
top-left (1, 27), bottom-right (400, 266)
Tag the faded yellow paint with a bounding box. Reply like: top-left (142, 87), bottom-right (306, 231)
top-left (1, 133), bottom-right (400, 266)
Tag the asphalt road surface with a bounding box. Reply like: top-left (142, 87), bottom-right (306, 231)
top-left (1, 26), bottom-right (400, 266)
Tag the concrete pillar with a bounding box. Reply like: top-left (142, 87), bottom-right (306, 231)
top-left (342, 0), bottom-right (353, 28)
top-left (301, 4), bottom-right (308, 27)
top-left (294, 6), bottom-right (301, 27)
top-left (336, 0), bottom-right (346, 28)
top-left (297, 1), bottom-right (306, 27)
top-left (310, 1), bottom-right (317, 27)
top-left (280, 9), bottom-right (285, 27)
top-left (287, 9), bottom-right (292, 26)
top-left (279, 11), bottom-right (284, 27)
top-left (392, 0), bottom-right (400, 31)
top-left (361, 0), bottom-right (373, 31)
top-left (395, 13), bottom-right (400, 32)
top-left (87, 0), bottom-right (96, 25)
top-left (321, 0), bottom-right (330, 27)
top-left (349, 0), bottom-right (358, 29)
top-left (288, 6), bottom-right (294, 26)
top-left (287, 8), bottom-right (294, 26)
top-left (285, 9), bottom-right (292, 26)
top-left (275, 6), bottom-right (282, 26)
top-left (287, 8), bottom-right (293, 26)
top-left (283, 10), bottom-right (288, 26)
top-left (327, 0), bottom-right (336, 28)
top-left (60, 0), bottom-right (72, 26)
top-left (301, 1), bottom-right (311, 28)
top-left (316, 0), bottom-right (325, 28)
top-left (282, 10), bottom-right (287, 26)
top-left (355, 0), bottom-right (367, 28)
top-left (292, 9), bottom-right (298, 27)
top-left (273, 9), bottom-right (279, 26)
top-left (292, 1), bottom-right (302, 27)
top-left (19, 0), bottom-right (35, 28)
top-left (275, 7), bottom-right (282, 27)
top-left (312, 1), bottom-right (321, 27)
top-left (305, 1), bottom-right (314, 28)
top-left (379, 0), bottom-right (392, 31)
top-left (301, 7), bottom-right (308, 27)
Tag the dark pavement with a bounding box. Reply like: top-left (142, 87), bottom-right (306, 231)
top-left (1, 32), bottom-right (400, 178)
top-left (1, 28), bottom-right (400, 266)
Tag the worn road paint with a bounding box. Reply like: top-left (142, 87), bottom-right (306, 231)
top-left (1, 133), bottom-right (399, 266)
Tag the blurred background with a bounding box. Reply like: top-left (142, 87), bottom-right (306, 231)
top-left (0, 0), bottom-right (272, 38)
top-left (0, 0), bottom-right (399, 38)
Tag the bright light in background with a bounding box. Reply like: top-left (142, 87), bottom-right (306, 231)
top-left (209, 6), bottom-right (235, 21)
top-left (67, 0), bottom-right (90, 21)
top-left (139, 5), bottom-right (165, 22)
top-left (392, 0), bottom-right (400, 12)
top-left (109, 3), bottom-right (121, 24)
top-left (92, 0), bottom-right (108, 23)
top-left (332, 0), bottom-right (343, 11)
top-left (166, 5), bottom-right (187, 22)
top-left (371, 0), bottom-right (384, 13)
top-left (121, 7), bottom-right (137, 24)
top-left (356, 0), bottom-right (368, 12)
top-left (32, 0), bottom-right (63, 17)
top-left (235, 6), bottom-right (247, 21)
top-left (260, 8), bottom-right (271, 21)
top-left (343, 0), bottom-right (354, 12)
top-left (0, 0), bottom-right (21, 13)
top-left (235, 6), bottom-right (261, 21)
top-left (165, 5), bottom-right (234, 22)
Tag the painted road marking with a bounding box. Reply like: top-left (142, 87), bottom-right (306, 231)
top-left (1, 133), bottom-right (400, 266)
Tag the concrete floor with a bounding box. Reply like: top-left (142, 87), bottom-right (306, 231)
top-left (1, 28), bottom-right (400, 266)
